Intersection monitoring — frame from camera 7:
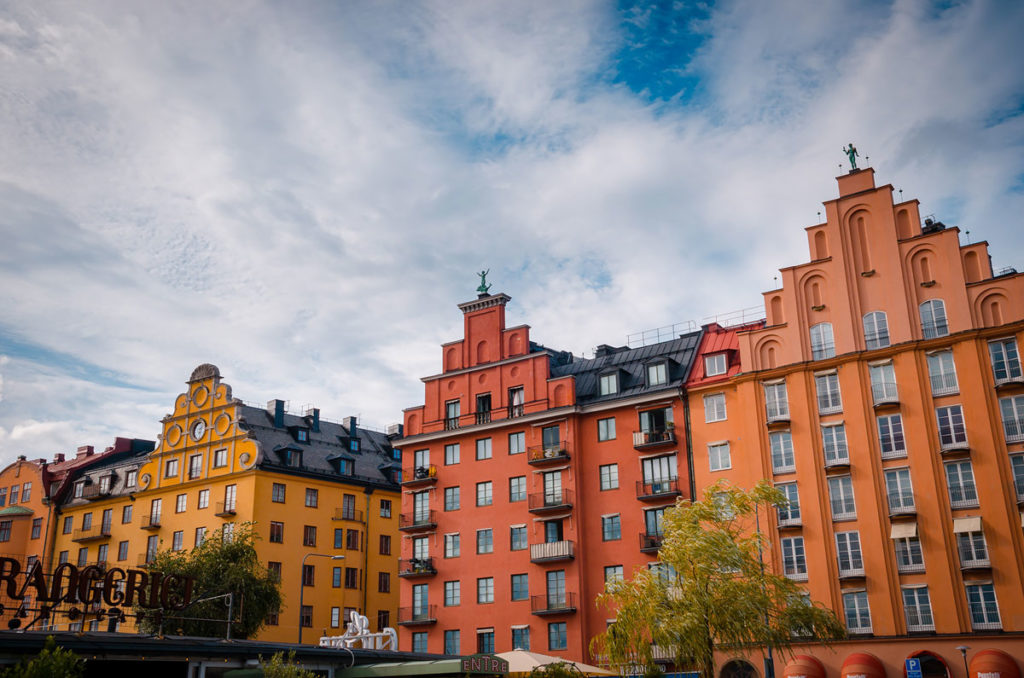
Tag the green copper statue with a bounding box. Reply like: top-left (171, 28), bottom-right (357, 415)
top-left (843, 143), bottom-right (859, 170)
top-left (476, 269), bottom-right (492, 295)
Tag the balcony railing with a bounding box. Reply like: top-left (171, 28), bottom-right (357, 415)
top-left (81, 484), bottom-right (112, 501)
top-left (475, 411), bottom-right (492, 425)
top-left (847, 624), bottom-right (873, 635)
top-left (777, 515), bottom-right (801, 528)
top-left (888, 501), bottom-right (917, 517)
top-left (939, 436), bottom-right (969, 453)
top-left (399, 510), bottom-right (438, 532)
top-left (784, 570), bottom-right (808, 582)
top-left (880, 446), bottom-right (907, 460)
top-left (528, 490), bottom-right (574, 513)
top-left (71, 527), bottom-right (111, 543)
top-left (402, 465), bottom-right (438, 486)
top-left (970, 620), bottom-right (1002, 631)
top-left (444, 417), bottom-right (460, 431)
top-left (960, 557), bottom-right (991, 571)
top-left (636, 478), bottom-right (681, 500)
top-left (332, 508), bottom-right (364, 522)
top-left (632, 429), bottom-right (677, 449)
top-left (397, 605), bottom-right (437, 625)
top-left (871, 382), bottom-right (899, 406)
top-left (1004, 417), bottom-right (1024, 443)
top-left (897, 561), bottom-right (926, 574)
top-left (215, 502), bottom-right (237, 517)
top-left (527, 445), bottom-right (570, 465)
top-left (140, 514), bottom-right (161, 530)
top-left (838, 566), bottom-right (866, 579)
top-left (530, 593), bottom-right (577, 615)
top-left (906, 621), bottom-right (935, 633)
top-left (930, 374), bottom-right (959, 397)
top-left (831, 509), bottom-right (856, 521)
top-left (772, 462), bottom-right (796, 475)
top-left (639, 532), bottom-right (663, 552)
top-left (817, 397), bottom-right (842, 415)
top-left (398, 558), bottom-right (437, 578)
top-left (765, 406), bottom-right (790, 425)
top-left (529, 540), bottom-right (575, 563)
top-left (949, 495), bottom-right (979, 510)
top-left (824, 454), bottom-right (850, 470)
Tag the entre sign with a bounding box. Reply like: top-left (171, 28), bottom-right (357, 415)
top-left (0, 557), bottom-right (195, 610)
top-left (460, 654), bottom-right (509, 675)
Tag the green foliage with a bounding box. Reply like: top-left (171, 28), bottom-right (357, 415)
top-left (592, 481), bottom-right (845, 678)
top-left (0, 636), bottom-right (85, 678)
top-left (260, 651), bottom-right (316, 678)
top-left (527, 662), bottom-right (579, 678)
top-left (135, 522), bottom-right (281, 639)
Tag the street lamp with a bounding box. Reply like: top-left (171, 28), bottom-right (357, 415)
top-left (955, 646), bottom-right (970, 678)
top-left (298, 553), bottom-right (345, 644)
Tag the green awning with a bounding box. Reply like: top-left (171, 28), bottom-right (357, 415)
top-left (0, 505), bottom-right (33, 516)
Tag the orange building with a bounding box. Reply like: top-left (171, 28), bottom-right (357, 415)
top-left (398, 293), bottom-right (700, 658)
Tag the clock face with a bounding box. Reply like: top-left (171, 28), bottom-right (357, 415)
top-left (191, 419), bottom-right (207, 441)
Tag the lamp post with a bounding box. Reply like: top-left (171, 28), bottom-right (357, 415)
top-left (955, 646), bottom-right (970, 678)
top-left (298, 553), bottom-right (345, 644)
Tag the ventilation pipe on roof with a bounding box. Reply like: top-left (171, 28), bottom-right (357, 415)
top-left (268, 400), bottom-right (285, 428)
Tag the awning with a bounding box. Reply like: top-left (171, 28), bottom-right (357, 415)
top-left (841, 653), bottom-right (885, 678)
top-left (783, 655), bottom-right (825, 678)
top-left (969, 649), bottom-right (1021, 678)
top-left (890, 522), bottom-right (917, 539)
top-left (953, 516), bottom-right (982, 533)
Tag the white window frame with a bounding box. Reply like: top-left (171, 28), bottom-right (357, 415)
top-left (877, 413), bottom-right (907, 459)
top-left (945, 460), bottom-right (978, 509)
top-left (704, 353), bottom-right (727, 377)
top-left (863, 311), bottom-right (890, 350)
top-left (764, 381), bottom-right (789, 421)
top-left (1000, 395), bottom-right (1024, 443)
top-left (903, 586), bottom-right (935, 631)
top-left (989, 338), bottom-right (1022, 384)
top-left (647, 362), bottom-right (667, 386)
top-left (599, 373), bottom-right (618, 396)
top-left (781, 536), bottom-right (807, 580)
top-left (884, 468), bottom-right (915, 513)
top-left (770, 431), bottom-right (795, 474)
top-left (936, 405), bottom-right (967, 449)
top-left (842, 591), bottom-right (872, 633)
top-left (956, 530), bottom-right (989, 568)
top-left (821, 423), bottom-right (849, 466)
top-left (708, 442), bottom-right (731, 471)
top-left (776, 483), bottom-right (800, 525)
top-left (919, 299), bottom-right (949, 338)
top-left (869, 361), bottom-right (898, 404)
top-left (703, 393), bottom-right (727, 423)
top-left (810, 322), bottom-right (835, 360)
top-left (927, 350), bottom-right (959, 396)
top-left (827, 475), bottom-right (856, 520)
top-left (835, 531), bottom-right (864, 576)
top-left (815, 371), bottom-right (842, 415)
top-left (965, 583), bottom-right (1001, 630)
top-left (894, 536), bottom-right (925, 573)
top-left (444, 533), bottom-right (460, 558)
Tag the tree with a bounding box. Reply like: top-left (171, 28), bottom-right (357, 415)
top-left (260, 651), bottom-right (316, 678)
top-left (135, 522), bottom-right (281, 638)
top-left (0, 636), bottom-right (85, 678)
top-left (592, 481), bottom-right (845, 678)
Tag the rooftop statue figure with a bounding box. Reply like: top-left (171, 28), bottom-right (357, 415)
top-left (844, 143), bottom-right (859, 170)
top-left (476, 269), bottom-right (492, 295)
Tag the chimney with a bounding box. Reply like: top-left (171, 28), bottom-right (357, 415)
top-left (268, 400), bottom-right (286, 428)
top-left (305, 407), bottom-right (321, 433)
top-left (386, 423), bottom-right (404, 437)
top-left (76, 446), bottom-right (94, 459)
top-left (54, 453), bottom-right (65, 463)
top-left (343, 416), bottom-right (358, 440)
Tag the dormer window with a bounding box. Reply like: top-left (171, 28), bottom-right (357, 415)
top-left (350, 439), bottom-right (360, 453)
top-left (297, 429), bottom-right (308, 443)
top-left (98, 476), bottom-right (112, 494)
top-left (281, 449), bottom-right (302, 468)
top-left (125, 470), bottom-right (138, 487)
top-left (74, 480), bottom-right (85, 499)
top-left (704, 354), bottom-right (727, 377)
top-left (599, 372), bottom-right (619, 396)
top-left (338, 459), bottom-right (352, 475)
top-left (647, 362), bottom-right (667, 387)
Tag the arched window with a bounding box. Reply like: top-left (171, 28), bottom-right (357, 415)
top-left (810, 323), bottom-right (835, 360)
top-left (919, 300), bottom-right (948, 338)
top-left (863, 311), bottom-right (890, 349)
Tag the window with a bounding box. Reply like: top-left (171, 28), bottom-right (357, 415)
top-left (299, 605), bottom-right (313, 629)
top-left (597, 417), bottom-right (616, 441)
top-left (477, 629), bottom-right (495, 654)
top-left (175, 493), bottom-right (187, 513)
top-left (345, 567), bottom-right (359, 589)
top-left (1012, 454), bottom-right (1024, 499)
top-left (188, 454), bottom-right (202, 479)
top-left (769, 431), bottom-right (795, 473)
top-left (965, 583), bottom-right (1001, 630)
top-left (927, 350), bottom-right (959, 396)
top-left (599, 464), bottom-right (619, 490)
top-left (195, 527), bottom-right (207, 547)
top-left (511, 573), bottom-right (529, 600)
top-left (223, 484), bottom-right (237, 512)
top-left (305, 488), bottom-right (318, 508)
top-left (443, 443), bottom-right (460, 465)
top-left (125, 469), bottom-right (137, 487)
top-left (380, 499), bottom-right (391, 518)
top-left (815, 372), bottom-right (842, 414)
top-left (445, 399), bottom-right (461, 430)
top-left (877, 414), bottom-right (906, 459)
top-left (885, 468), bottom-right (915, 513)
top-left (894, 536), bottom-right (925, 573)
top-left (335, 529), bottom-right (344, 550)
top-left (272, 483), bottom-right (286, 503)
top-left (647, 362), bottom-right (667, 386)
top-left (919, 299), bottom-right (948, 338)
top-left (835, 531), bottom-right (863, 574)
top-left (508, 431), bottom-right (526, 455)
top-left (150, 498), bottom-right (163, 524)
top-left (510, 525), bottom-right (527, 551)
top-left (604, 565), bottom-right (624, 584)
top-left (118, 541), bottom-right (129, 561)
top-left (444, 630), bottom-right (461, 655)
top-left (332, 567), bottom-right (341, 587)
top-left (21, 483), bottom-right (31, 502)
top-left (704, 393), bottom-right (726, 422)
top-left (764, 381), bottom-right (789, 420)
top-left (222, 522), bottom-right (235, 542)
top-left (708, 442), bottom-right (731, 471)
top-left (0, 488), bottom-right (5, 507)
top-left (379, 534), bottom-right (391, 555)
top-left (270, 521), bottom-right (284, 543)
top-left (444, 486), bottom-right (460, 511)
top-left (172, 530), bottom-right (184, 551)
top-left (99, 475), bottom-right (111, 494)
top-left (77, 547), bottom-right (88, 566)
top-left (512, 627), bottom-right (530, 650)
top-left (346, 529), bottom-right (360, 550)
top-left (30, 517), bottom-right (42, 539)
top-left (810, 323), bottom-right (835, 360)
top-left (165, 458), bottom-right (179, 478)
top-left (476, 529), bottom-right (493, 554)
top-left (945, 460), bottom-right (978, 508)
top-left (62, 515), bottom-right (73, 534)
top-left (213, 449), bottom-right (228, 468)
top-left (599, 372), bottom-right (618, 395)
top-left (822, 423), bottom-right (849, 465)
top-left (378, 571), bottom-right (390, 593)
top-left (869, 362), bottom-right (898, 404)
top-left (705, 353), bottom-right (727, 376)
top-left (548, 622), bottom-right (567, 651)
top-left (542, 425), bottom-right (561, 453)
top-left (602, 515), bottom-right (621, 541)
top-left (0, 521), bottom-right (10, 543)
top-left (843, 591), bottom-right (872, 633)
top-left (476, 392), bottom-right (492, 423)
top-left (989, 338), bottom-right (1022, 383)
top-left (477, 577), bottom-right (494, 603)
top-left (476, 438), bottom-right (492, 460)
top-left (957, 529), bottom-right (989, 567)
top-left (376, 610), bottom-right (390, 632)
top-left (329, 607), bottom-right (340, 628)
top-left (73, 481), bottom-right (84, 499)
top-left (828, 475), bottom-right (856, 520)
top-left (303, 525), bottom-right (317, 547)
top-left (412, 632), bottom-right (428, 653)
top-left (476, 481), bottom-right (493, 506)
top-left (445, 533), bottom-right (460, 558)
top-left (863, 311), bottom-right (890, 349)
top-left (82, 513), bottom-right (93, 530)
top-left (509, 476), bottom-right (526, 502)
top-left (776, 483), bottom-right (800, 525)
top-left (444, 580), bottom-right (460, 606)
top-left (1001, 395), bottom-right (1024, 443)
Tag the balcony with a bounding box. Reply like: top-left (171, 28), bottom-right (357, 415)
top-left (995, 374), bottom-right (1024, 389)
top-left (528, 490), bottom-right (574, 514)
top-left (636, 478), bottom-right (682, 501)
top-left (398, 606), bottom-right (437, 626)
top-left (907, 621), bottom-right (936, 633)
top-left (475, 410), bottom-right (492, 425)
top-left (399, 510), bottom-right (438, 532)
top-left (398, 558), bottom-right (437, 578)
top-left (639, 532), bottom-right (663, 553)
top-left (530, 593), bottom-right (577, 616)
top-left (838, 567), bottom-right (866, 580)
top-left (847, 624), bottom-right (873, 636)
top-left (765, 409), bottom-right (790, 426)
top-left (444, 417), bottom-right (460, 431)
top-left (959, 557), bottom-right (991, 572)
top-left (784, 571), bottom-right (808, 582)
top-left (871, 382), bottom-right (899, 408)
top-left (140, 514), bottom-right (161, 530)
top-left (71, 527), bottom-right (111, 543)
top-left (402, 465), bottom-right (438, 488)
top-left (880, 447), bottom-right (908, 461)
top-left (81, 484), bottom-right (113, 501)
top-left (1004, 418), bottom-right (1024, 444)
top-left (970, 620), bottom-right (1002, 631)
top-left (888, 502), bottom-right (917, 518)
top-left (529, 540), bottom-right (575, 563)
top-left (824, 455), bottom-right (851, 472)
top-left (331, 508), bottom-right (365, 522)
top-left (939, 437), bottom-right (970, 455)
top-left (930, 375), bottom-right (959, 397)
top-left (831, 510), bottom-right (856, 522)
top-left (632, 429), bottom-right (677, 450)
top-left (817, 398), bottom-right (842, 416)
top-left (527, 445), bottom-right (570, 466)
top-left (897, 562), bottom-right (926, 574)
top-left (777, 515), bottom-right (801, 529)
top-left (215, 502), bottom-right (237, 517)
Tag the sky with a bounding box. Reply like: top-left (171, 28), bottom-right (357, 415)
top-left (1, 0), bottom-right (1022, 465)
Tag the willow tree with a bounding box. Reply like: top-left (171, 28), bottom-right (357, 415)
top-left (592, 481), bottom-right (844, 678)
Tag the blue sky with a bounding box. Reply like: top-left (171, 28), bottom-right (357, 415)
top-left (1, 0), bottom-right (1023, 463)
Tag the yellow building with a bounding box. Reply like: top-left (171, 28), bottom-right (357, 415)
top-left (50, 364), bottom-right (402, 643)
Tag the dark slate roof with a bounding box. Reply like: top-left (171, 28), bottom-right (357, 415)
top-left (59, 447), bottom-right (153, 509)
top-left (548, 330), bottom-right (703, 406)
top-left (237, 405), bottom-right (400, 490)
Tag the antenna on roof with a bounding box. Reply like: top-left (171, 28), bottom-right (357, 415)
top-left (898, 189), bottom-right (903, 202)
top-left (773, 275), bottom-right (778, 288)
top-left (965, 230), bottom-right (971, 244)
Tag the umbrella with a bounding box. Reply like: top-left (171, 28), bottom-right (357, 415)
top-left (496, 649), bottom-right (617, 677)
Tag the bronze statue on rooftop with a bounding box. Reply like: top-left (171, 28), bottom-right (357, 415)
top-left (476, 269), bottom-right (492, 295)
top-left (844, 143), bottom-right (859, 170)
